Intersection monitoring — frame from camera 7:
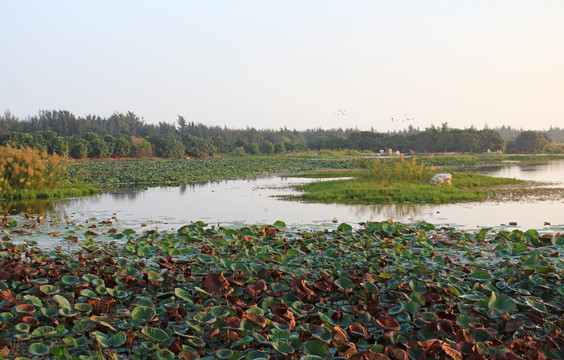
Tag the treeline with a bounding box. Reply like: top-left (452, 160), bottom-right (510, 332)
top-left (0, 110), bottom-right (561, 158)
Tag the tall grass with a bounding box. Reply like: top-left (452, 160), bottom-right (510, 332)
top-left (361, 157), bottom-right (436, 183)
top-left (0, 145), bottom-right (67, 193)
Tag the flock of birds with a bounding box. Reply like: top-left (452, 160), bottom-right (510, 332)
top-left (333, 110), bottom-right (415, 123)
top-left (391, 114), bottom-right (414, 123)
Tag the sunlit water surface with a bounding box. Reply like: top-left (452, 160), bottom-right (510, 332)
top-left (38, 159), bottom-right (564, 232)
top-left (3, 160), bottom-right (564, 240)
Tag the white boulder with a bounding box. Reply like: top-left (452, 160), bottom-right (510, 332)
top-left (429, 173), bottom-right (453, 186)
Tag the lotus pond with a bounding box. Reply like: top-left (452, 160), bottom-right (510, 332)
top-left (0, 218), bottom-right (562, 359)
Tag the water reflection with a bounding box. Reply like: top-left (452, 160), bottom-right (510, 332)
top-left (1, 160), bottom-right (563, 231)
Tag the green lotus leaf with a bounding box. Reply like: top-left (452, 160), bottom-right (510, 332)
top-left (488, 292), bottom-right (516, 317)
top-left (23, 295), bottom-right (42, 307)
top-left (155, 349), bottom-right (176, 360)
top-left (146, 271), bottom-right (164, 281)
top-left (335, 277), bottom-right (354, 292)
top-left (15, 323), bottom-right (30, 333)
top-left (374, 272), bottom-right (393, 282)
top-left (230, 336), bottom-right (254, 349)
top-left (271, 283), bottom-right (285, 292)
top-left (31, 278), bottom-right (49, 285)
top-left (470, 270), bottom-right (492, 281)
top-left (303, 340), bottom-right (330, 357)
top-left (174, 288), bottom-right (194, 304)
top-left (300, 356), bottom-right (325, 360)
top-left (59, 308), bottom-right (77, 317)
top-left (80, 288), bottom-right (99, 299)
top-left (27, 342), bottom-right (49, 356)
top-left (193, 312), bottom-right (216, 324)
top-left (31, 326), bottom-right (56, 337)
top-left (39, 285), bottom-right (59, 296)
top-left (122, 228), bottom-right (136, 236)
top-left (456, 315), bottom-right (475, 329)
top-left (14, 333), bottom-right (31, 341)
top-left (209, 306), bottom-right (230, 318)
top-left (52, 294), bottom-right (71, 310)
top-left (187, 335), bottom-right (206, 347)
top-left (141, 327), bottom-right (171, 343)
top-left (95, 285), bottom-right (108, 295)
top-left (107, 287), bottom-right (128, 299)
top-left (271, 341), bottom-right (294, 355)
top-left (82, 274), bottom-right (104, 286)
top-left (214, 349), bottom-right (234, 359)
top-left (274, 220), bottom-right (286, 228)
top-left (131, 306), bottom-right (156, 322)
top-left (197, 254), bottom-right (215, 264)
top-left (95, 331), bottom-right (126, 347)
top-left (74, 303), bottom-right (93, 312)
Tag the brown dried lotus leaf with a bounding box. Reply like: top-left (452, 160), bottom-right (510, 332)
top-left (387, 347), bottom-right (408, 360)
top-left (348, 323), bottom-right (370, 339)
top-left (200, 244), bottom-right (214, 256)
top-left (203, 272), bottom-right (230, 294)
top-left (376, 315), bottom-right (401, 331)
top-left (332, 325), bottom-right (349, 344)
top-left (245, 313), bottom-right (267, 328)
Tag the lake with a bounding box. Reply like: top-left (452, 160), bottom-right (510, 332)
top-left (23, 159), bottom-right (562, 233)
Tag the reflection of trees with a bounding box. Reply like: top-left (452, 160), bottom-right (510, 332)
top-left (334, 203), bottom-right (438, 221)
top-left (0, 200), bottom-right (58, 214)
top-left (108, 190), bottom-right (142, 201)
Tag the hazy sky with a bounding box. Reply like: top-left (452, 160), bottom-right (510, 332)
top-left (1, 1), bottom-right (563, 132)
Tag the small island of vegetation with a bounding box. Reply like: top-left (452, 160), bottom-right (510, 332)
top-left (293, 157), bottom-right (523, 204)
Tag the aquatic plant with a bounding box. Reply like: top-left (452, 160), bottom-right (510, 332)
top-left (0, 218), bottom-right (561, 359)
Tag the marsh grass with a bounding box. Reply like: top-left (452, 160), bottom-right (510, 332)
top-left (0, 145), bottom-right (67, 193)
top-left (298, 157), bottom-right (524, 204)
top-left (1, 186), bottom-right (100, 201)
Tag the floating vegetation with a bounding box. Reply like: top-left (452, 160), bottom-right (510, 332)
top-left (0, 219), bottom-right (562, 359)
top-left (67, 158), bottom-right (359, 188)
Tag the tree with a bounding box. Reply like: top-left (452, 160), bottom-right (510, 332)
top-left (274, 142), bottom-right (286, 154)
top-left (177, 115), bottom-right (188, 134)
top-left (260, 141), bottom-right (275, 155)
top-left (514, 131), bottom-right (551, 154)
top-left (182, 135), bottom-right (216, 158)
top-left (245, 142), bottom-right (260, 155)
top-left (131, 136), bottom-right (153, 157)
top-left (69, 139), bottom-right (88, 159)
top-left (155, 134), bottom-right (185, 158)
top-left (87, 138), bottom-right (110, 158)
top-left (114, 136), bottom-right (133, 157)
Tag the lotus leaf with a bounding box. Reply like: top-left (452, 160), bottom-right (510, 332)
top-left (31, 326), bottom-right (56, 337)
top-left (141, 326), bottom-right (170, 343)
top-left (27, 342), bottom-right (49, 356)
top-left (39, 284), bottom-right (59, 295)
top-left (131, 306), bottom-right (156, 322)
top-left (488, 292), bottom-right (516, 317)
top-left (95, 331), bottom-right (127, 347)
top-left (52, 294), bottom-right (71, 310)
top-left (154, 349), bottom-right (176, 360)
top-left (303, 340), bottom-right (330, 356)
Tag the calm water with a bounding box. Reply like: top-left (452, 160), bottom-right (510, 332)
top-left (5, 160), bottom-right (564, 233)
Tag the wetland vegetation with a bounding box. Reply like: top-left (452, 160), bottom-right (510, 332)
top-left (0, 217), bottom-right (562, 359)
top-left (0, 150), bottom-right (562, 359)
top-left (294, 157), bottom-right (523, 204)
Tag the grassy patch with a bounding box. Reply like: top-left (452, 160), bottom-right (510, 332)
top-left (1, 186), bottom-right (100, 201)
top-left (297, 158), bottom-right (523, 204)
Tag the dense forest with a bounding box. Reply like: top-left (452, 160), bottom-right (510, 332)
top-left (0, 110), bottom-right (562, 159)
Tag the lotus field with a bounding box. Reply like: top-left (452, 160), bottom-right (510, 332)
top-left (0, 216), bottom-right (562, 359)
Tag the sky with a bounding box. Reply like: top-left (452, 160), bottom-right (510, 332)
top-left (1, 1), bottom-right (563, 132)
